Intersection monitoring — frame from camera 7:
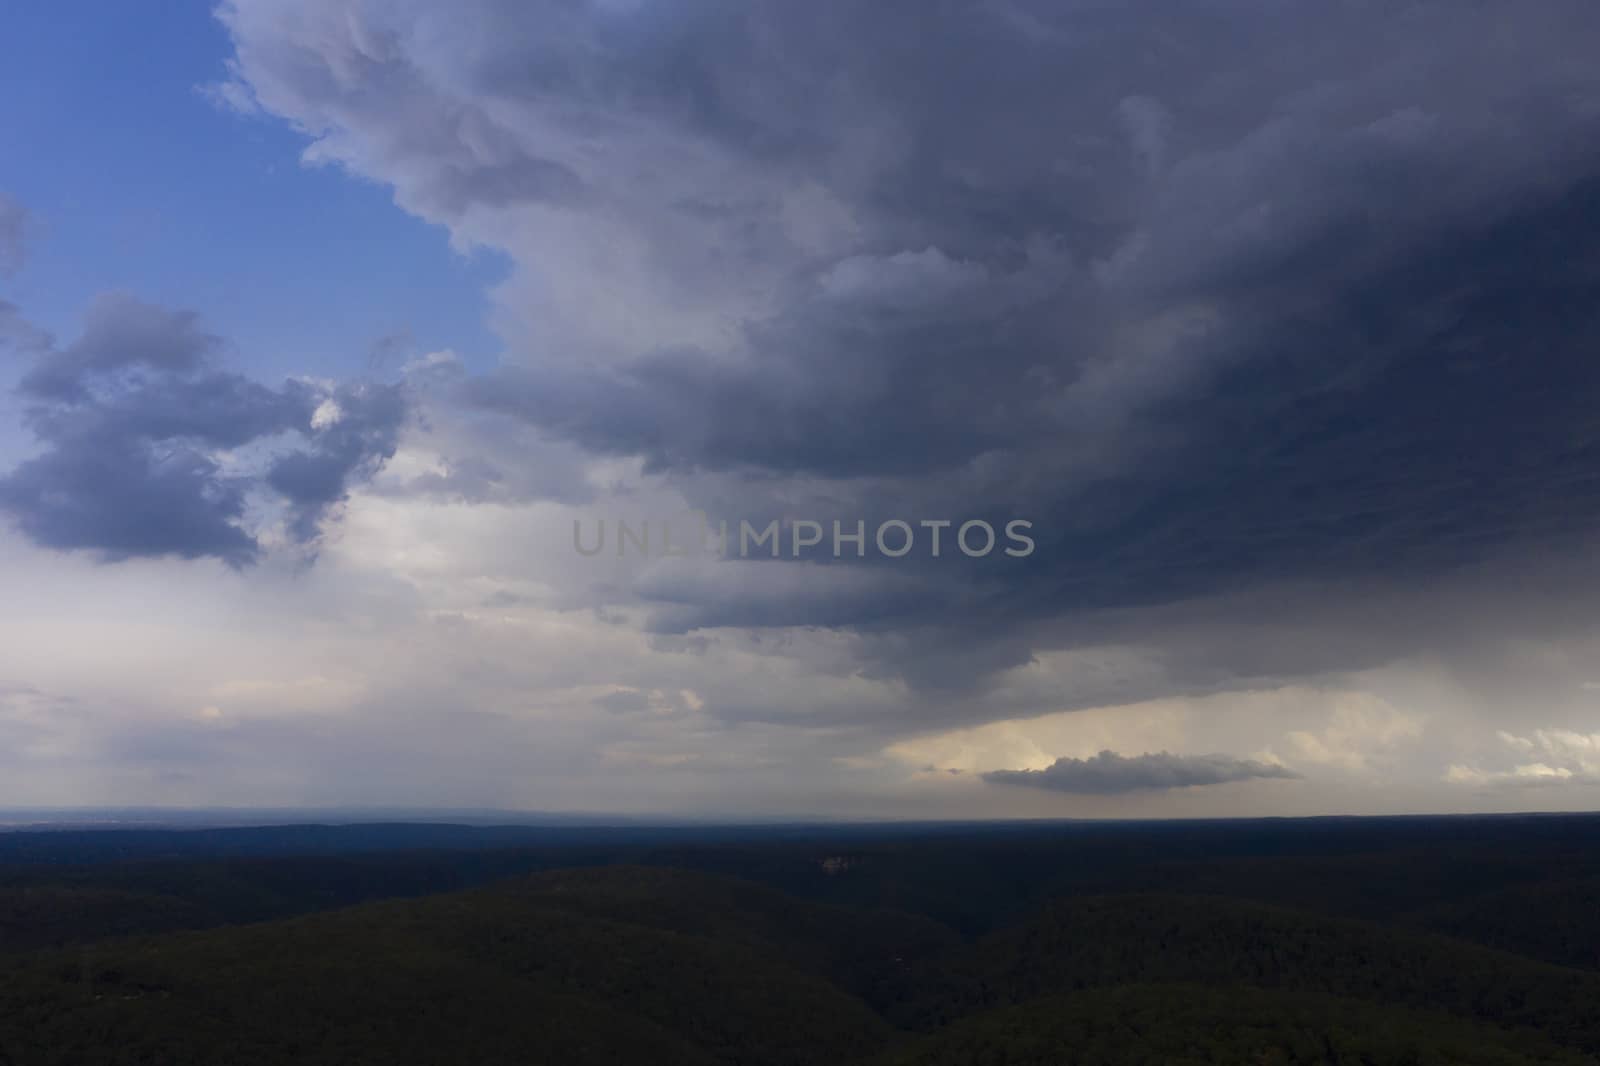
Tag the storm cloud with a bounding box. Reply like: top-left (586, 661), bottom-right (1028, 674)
top-left (212, 0), bottom-right (1600, 695)
top-left (984, 750), bottom-right (1301, 795)
top-left (1, 1), bottom-right (1595, 815)
top-left (0, 291), bottom-right (405, 564)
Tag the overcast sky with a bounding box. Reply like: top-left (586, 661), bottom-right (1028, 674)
top-left (3, 0), bottom-right (1600, 818)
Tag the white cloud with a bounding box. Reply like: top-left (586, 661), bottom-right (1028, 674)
top-left (1279, 695), bottom-right (1425, 773)
top-left (1445, 728), bottom-right (1600, 789)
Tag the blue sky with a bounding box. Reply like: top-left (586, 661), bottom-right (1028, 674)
top-left (0, 1), bottom-right (503, 384)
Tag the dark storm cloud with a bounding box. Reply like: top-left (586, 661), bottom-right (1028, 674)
top-left (0, 294), bottom-right (406, 564)
top-left (0, 427), bottom-right (263, 565)
top-left (18, 293), bottom-right (223, 402)
top-left (466, 244), bottom-right (1079, 478)
top-left (222, 0), bottom-right (1600, 695)
top-left (984, 176), bottom-right (1600, 615)
top-left (983, 750), bottom-right (1300, 795)
top-left (267, 381), bottom-right (407, 543)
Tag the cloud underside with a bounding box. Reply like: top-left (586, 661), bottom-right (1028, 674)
top-left (984, 750), bottom-right (1301, 795)
top-left (207, 0), bottom-right (1600, 681)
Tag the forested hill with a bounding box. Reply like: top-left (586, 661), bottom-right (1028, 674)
top-left (4, 861), bottom-right (1600, 1064)
top-left (7, 817), bottom-right (1600, 1062)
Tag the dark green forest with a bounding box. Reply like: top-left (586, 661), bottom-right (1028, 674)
top-left (3, 815), bottom-right (1600, 1064)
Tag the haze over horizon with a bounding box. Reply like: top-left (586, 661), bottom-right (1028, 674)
top-left (4, 0), bottom-right (1600, 820)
